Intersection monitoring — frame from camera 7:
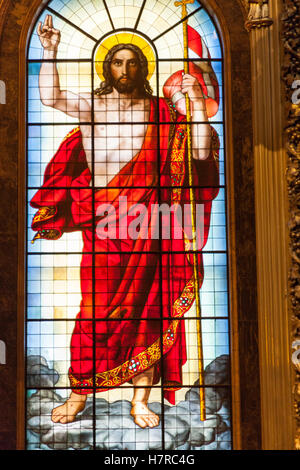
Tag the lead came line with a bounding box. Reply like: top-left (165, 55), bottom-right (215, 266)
top-left (26, 0), bottom-right (229, 448)
top-left (46, 6), bottom-right (98, 42)
top-left (91, 50), bottom-right (97, 450)
top-left (153, 5), bottom-right (203, 42)
top-left (134, 0), bottom-right (147, 30)
top-left (102, 0), bottom-right (115, 30)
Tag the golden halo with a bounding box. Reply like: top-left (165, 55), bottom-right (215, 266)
top-left (94, 32), bottom-right (156, 81)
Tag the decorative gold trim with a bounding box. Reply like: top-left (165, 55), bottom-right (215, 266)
top-left (170, 122), bottom-right (186, 203)
top-left (245, 0), bottom-right (273, 31)
top-left (282, 0), bottom-right (300, 450)
top-left (31, 229), bottom-right (61, 243)
top-left (62, 126), bottom-right (80, 143)
top-left (248, 0), bottom-right (294, 449)
top-left (32, 206), bottom-right (56, 225)
top-left (31, 206), bottom-right (60, 243)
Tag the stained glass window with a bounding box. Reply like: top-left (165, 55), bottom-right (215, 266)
top-left (26, 0), bottom-right (230, 451)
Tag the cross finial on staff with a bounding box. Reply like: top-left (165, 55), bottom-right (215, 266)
top-left (174, 0), bottom-right (194, 66)
top-left (174, 0), bottom-right (194, 18)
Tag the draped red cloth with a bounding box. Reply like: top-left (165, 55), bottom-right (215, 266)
top-left (30, 98), bottom-right (219, 404)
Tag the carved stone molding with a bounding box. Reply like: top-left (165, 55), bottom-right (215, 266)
top-left (246, 0), bottom-right (294, 449)
top-left (282, 0), bottom-right (300, 450)
top-left (245, 0), bottom-right (274, 31)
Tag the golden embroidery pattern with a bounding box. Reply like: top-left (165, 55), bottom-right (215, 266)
top-left (69, 277), bottom-right (196, 393)
top-left (31, 206), bottom-right (60, 243)
top-left (32, 206), bottom-right (56, 225)
top-left (31, 229), bottom-right (61, 244)
top-left (170, 123), bottom-right (187, 204)
top-left (172, 277), bottom-right (197, 317)
top-left (62, 126), bottom-right (80, 143)
top-left (211, 127), bottom-right (220, 166)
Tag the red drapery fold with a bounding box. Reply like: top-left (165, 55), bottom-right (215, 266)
top-left (30, 98), bottom-right (219, 404)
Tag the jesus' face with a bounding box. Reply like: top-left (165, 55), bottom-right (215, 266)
top-left (110, 49), bottom-right (140, 94)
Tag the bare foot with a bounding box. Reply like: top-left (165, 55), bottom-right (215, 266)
top-left (51, 392), bottom-right (87, 424)
top-left (130, 401), bottom-right (160, 428)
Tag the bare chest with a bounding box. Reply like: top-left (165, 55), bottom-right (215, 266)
top-left (81, 122), bottom-right (148, 161)
top-left (81, 105), bottom-right (150, 164)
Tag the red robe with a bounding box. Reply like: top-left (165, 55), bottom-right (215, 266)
top-left (30, 98), bottom-right (219, 404)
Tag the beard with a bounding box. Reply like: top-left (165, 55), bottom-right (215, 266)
top-left (113, 77), bottom-right (139, 94)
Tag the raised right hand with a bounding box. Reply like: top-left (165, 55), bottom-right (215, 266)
top-left (37, 15), bottom-right (60, 51)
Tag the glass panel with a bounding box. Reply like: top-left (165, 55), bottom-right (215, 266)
top-left (47, 0), bottom-right (112, 40)
top-left (201, 253), bottom-right (228, 317)
top-left (28, 10), bottom-right (97, 60)
top-left (94, 389), bottom-right (163, 450)
top-left (137, 0), bottom-right (202, 40)
top-left (26, 0), bottom-right (229, 451)
top-left (27, 254), bottom-right (82, 319)
top-left (187, 6), bottom-right (222, 59)
top-left (28, 62), bottom-right (92, 124)
top-left (152, 3), bottom-right (221, 59)
top-left (204, 188), bottom-right (227, 252)
top-left (103, 0), bottom-right (141, 29)
top-left (162, 386), bottom-right (231, 450)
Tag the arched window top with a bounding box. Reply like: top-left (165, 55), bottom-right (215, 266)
top-left (28, 0), bottom-right (222, 61)
top-left (27, 0), bottom-right (224, 127)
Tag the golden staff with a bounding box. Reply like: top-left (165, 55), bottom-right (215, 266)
top-left (174, 0), bottom-right (206, 421)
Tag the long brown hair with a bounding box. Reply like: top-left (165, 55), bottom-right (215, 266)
top-left (94, 43), bottom-right (153, 97)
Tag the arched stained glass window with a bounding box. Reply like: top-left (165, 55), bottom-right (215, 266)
top-left (26, 0), bottom-right (229, 451)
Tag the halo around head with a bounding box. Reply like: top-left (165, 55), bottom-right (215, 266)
top-left (94, 32), bottom-right (156, 81)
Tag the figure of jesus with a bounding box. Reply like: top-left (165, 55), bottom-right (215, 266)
top-left (32, 14), bottom-right (218, 429)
